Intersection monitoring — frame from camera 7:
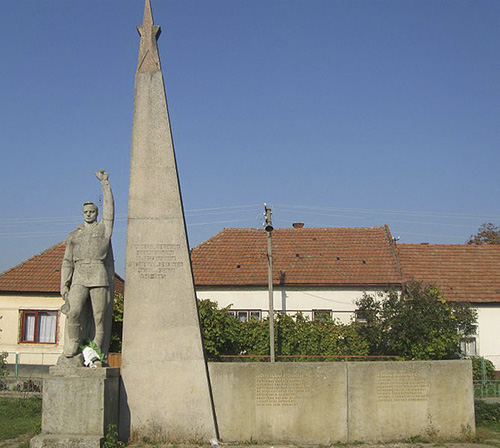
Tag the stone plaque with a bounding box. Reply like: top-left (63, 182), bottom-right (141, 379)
top-left (255, 373), bottom-right (310, 406)
top-left (376, 372), bottom-right (429, 402)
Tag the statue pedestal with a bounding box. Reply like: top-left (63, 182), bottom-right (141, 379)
top-left (30, 366), bottom-right (119, 448)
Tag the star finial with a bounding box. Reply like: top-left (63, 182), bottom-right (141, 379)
top-left (137, 0), bottom-right (162, 73)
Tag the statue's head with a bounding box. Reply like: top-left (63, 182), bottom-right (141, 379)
top-left (82, 201), bottom-right (98, 224)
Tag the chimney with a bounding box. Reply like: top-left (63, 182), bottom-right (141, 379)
top-left (292, 222), bottom-right (304, 229)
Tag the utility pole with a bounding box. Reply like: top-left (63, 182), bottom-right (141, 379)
top-left (264, 204), bottom-right (275, 362)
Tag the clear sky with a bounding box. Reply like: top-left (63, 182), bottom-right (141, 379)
top-left (1, 0), bottom-right (499, 276)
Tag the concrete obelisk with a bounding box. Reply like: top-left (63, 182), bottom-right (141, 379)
top-left (120, 0), bottom-right (217, 442)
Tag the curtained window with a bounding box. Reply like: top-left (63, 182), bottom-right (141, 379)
top-left (21, 311), bottom-right (58, 344)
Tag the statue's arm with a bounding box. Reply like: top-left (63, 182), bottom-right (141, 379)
top-left (96, 170), bottom-right (114, 239)
top-left (60, 239), bottom-right (74, 297)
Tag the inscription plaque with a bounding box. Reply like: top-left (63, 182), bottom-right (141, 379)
top-left (255, 373), bottom-right (311, 407)
top-left (376, 372), bottom-right (429, 402)
top-left (128, 243), bottom-right (183, 279)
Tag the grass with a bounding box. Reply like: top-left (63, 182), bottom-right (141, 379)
top-left (475, 420), bottom-right (500, 446)
top-left (2, 395), bottom-right (500, 447)
top-left (0, 396), bottom-right (42, 443)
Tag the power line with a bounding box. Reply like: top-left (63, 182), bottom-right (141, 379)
top-left (275, 204), bottom-right (500, 221)
top-left (276, 208), bottom-right (483, 229)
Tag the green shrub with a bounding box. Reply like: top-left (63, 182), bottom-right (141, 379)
top-left (472, 357), bottom-right (496, 381)
top-left (198, 299), bottom-right (369, 359)
top-left (475, 399), bottom-right (500, 423)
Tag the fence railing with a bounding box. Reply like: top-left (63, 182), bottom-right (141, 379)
top-left (474, 380), bottom-right (500, 398)
top-left (209, 354), bottom-right (400, 362)
top-left (0, 376), bottom-right (43, 395)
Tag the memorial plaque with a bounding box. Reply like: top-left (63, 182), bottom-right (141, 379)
top-left (376, 372), bottom-right (429, 402)
top-left (255, 373), bottom-right (311, 406)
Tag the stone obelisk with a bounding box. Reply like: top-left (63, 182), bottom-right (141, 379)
top-left (120, 0), bottom-right (217, 442)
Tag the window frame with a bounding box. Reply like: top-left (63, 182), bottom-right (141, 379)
top-left (19, 310), bottom-right (59, 345)
top-left (312, 309), bottom-right (332, 321)
top-left (460, 336), bottom-right (477, 357)
top-left (228, 309), bottom-right (262, 322)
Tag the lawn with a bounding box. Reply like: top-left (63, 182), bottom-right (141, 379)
top-left (475, 421), bottom-right (500, 447)
top-left (2, 395), bottom-right (500, 447)
top-left (0, 396), bottom-right (41, 443)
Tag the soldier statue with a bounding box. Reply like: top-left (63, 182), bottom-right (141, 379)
top-left (60, 170), bottom-right (115, 361)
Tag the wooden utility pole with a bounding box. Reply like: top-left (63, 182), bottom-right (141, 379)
top-left (264, 204), bottom-right (275, 362)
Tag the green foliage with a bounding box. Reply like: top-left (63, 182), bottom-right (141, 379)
top-left (198, 299), bottom-right (242, 357)
top-left (198, 299), bottom-right (369, 359)
top-left (472, 357), bottom-right (496, 381)
top-left (0, 351), bottom-right (7, 377)
top-left (475, 399), bottom-right (500, 423)
top-left (109, 293), bottom-right (124, 353)
top-left (355, 282), bottom-right (477, 360)
top-left (468, 222), bottom-right (500, 245)
top-left (79, 340), bottom-right (104, 360)
top-left (0, 396), bottom-right (42, 441)
top-left (103, 424), bottom-right (124, 448)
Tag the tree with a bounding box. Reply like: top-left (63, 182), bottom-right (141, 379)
top-left (109, 293), bottom-right (124, 353)
top-left (354, 282), bottom-right (477, 360)
top-left (468, 222), bottom-right (500, 245)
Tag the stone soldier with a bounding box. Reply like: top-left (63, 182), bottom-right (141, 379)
top-left (60, 170), bottom-right (115, 359)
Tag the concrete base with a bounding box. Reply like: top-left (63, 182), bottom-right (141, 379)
top-left (30, 367), bottom-right (119, 448)
top-left (30, 435), bottom-right (103, 448)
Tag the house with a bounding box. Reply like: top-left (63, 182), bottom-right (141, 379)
top-left (397, 243), bottom-right (500, 368)
top-left (191, 226), bottom-right (402, 323)
top-left (191, 226), bottom-right (500, 369)
top-left (2, 225), bottom-right (499, 370)
top-left (0, 242), bottom-right (124, 374)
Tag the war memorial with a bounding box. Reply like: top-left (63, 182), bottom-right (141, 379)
top-left (31, 1), bottom-right (475, 446)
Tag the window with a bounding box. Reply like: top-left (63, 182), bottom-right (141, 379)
top-left (354, 309), bottom-right (368, 323)
top-left (460, 337), bottom-right (477, 357)
top-left (237, 311), bottom-right (248, 322)
top-left (227, 310), bottom-right (262, 321)
top-left (250, 311), bottom-right (261, 320)
top-left (312, 309), bottom-right (332, 321)
top-left (21, 311), bottom-right (58, 344)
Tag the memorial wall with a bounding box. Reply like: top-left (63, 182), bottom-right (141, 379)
top-left (209, 360), bottom-right (475, 444)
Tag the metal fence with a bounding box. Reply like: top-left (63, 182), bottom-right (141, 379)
top-left (210, 354), bottom-right (400, 362)
top-left (2, 351), bottom-right (57, 378)
top-left (0, 376), bottom-right (43, 395)
top-left (474, 380), bottom-right (500, 398)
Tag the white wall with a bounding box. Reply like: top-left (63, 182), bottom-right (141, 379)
top-left (476, 303), bottom-right (500, 369)
top-left (0, 294), bottom-right (64, 366)
top-left (196, 286), bottom-right (384, 324)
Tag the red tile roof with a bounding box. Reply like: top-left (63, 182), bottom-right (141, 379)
top-left (0, 242), bottom-right (124, 295)
top-left (4, 232), bottom-right (499, 304)
top-left (397, 244), bottom-right (500, 303)
top-left (191, 227), bottom-right (402, 287)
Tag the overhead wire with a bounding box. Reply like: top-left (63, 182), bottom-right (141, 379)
top-left (275, 204), bottom-right (500, 221)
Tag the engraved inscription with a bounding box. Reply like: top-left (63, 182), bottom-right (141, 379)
top-left (376, 372), bottom-right (429, 402)
top-left (255, 373), bottom-right (310, 407)
top-left (129, 243), bottom-right (183, 279)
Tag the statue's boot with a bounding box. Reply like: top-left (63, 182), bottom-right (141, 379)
top-left (63, 323), bottom-right (80, 358)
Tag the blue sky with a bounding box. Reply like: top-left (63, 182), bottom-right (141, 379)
top-left (1, 0), bottom-right (499, 276)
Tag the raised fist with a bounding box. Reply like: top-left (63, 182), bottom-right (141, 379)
top-left (95, 170), bottom-right (109, 182)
